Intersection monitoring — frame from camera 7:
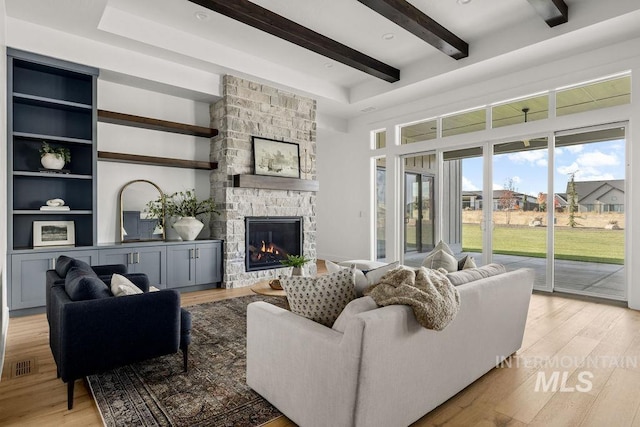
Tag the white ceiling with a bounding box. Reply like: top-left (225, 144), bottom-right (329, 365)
top-left (5, 0), bottom-right (640, 120)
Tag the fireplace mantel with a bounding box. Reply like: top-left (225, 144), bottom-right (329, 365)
top-left (233, 174), bottom-right (319, 192)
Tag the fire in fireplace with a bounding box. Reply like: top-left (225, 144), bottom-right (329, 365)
top-left (245, 216), bottom-right (303, 272)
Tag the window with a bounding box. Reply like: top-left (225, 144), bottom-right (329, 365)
top-left (492, 95), bottom-right (548, 129)
top-left (556, 75), bottom-right (630, 117)
top-left (373, 130), bottom-right (386, 149)
top-left (442, 109), bottom-right (486, 137)
top-left (400, 119), bottom-right (437, 144)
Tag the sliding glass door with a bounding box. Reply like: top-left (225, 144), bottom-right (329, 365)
top-left (491, 137), bottom-right (550, 289)
top-left (553, 126), bottom-right (626, 299)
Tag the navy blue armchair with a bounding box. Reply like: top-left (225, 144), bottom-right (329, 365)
top-left (46, 256), bottom-right (191, 409)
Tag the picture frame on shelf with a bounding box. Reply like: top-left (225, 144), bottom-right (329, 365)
top-left (33, 220), bottom-right (75, 248)
top-left (252, 136), bottom-right (300, 178)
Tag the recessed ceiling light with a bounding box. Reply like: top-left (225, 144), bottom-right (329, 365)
top-left (361, 107), bottom-right (376, 113)
top-left (324, 63), bottom-right (334, 69)
top-left (194, 11), bottom-right (209, 21)
top-left (457, 0), bottom-right (472, 4)
top-left (382, 33), bottom-right (395, 40)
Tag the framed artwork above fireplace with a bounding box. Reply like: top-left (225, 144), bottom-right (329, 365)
top-left (252, 136), bottom-right (300, 178)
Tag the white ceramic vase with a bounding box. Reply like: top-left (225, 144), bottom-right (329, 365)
top-left (172, 216), bottom-right (204, 241)
top-left (292, 266), bottom-right (304, 276)
top-left (41, 153), bottom-right (65, 170)
top-left (165, 216), bottom-right (183, 241)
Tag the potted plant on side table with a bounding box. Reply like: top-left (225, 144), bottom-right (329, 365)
top-left (146, 189), bottom-right (219, 241)
top-left (280, 254), bottom-right (312, 276)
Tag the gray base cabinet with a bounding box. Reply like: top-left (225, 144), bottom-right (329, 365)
top-left (99, 246), bottom-right (167, 289)
top-left (8, 240), bottom-right (223, 314)
top-left (167, 242), bottom-right (222, 289)
top-left (11, 249), bottom-right (99, 310)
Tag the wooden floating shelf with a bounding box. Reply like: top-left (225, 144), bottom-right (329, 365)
top-left (98, 151), bottom-right (217, 170)
top-left (97, 109), bottom-right (218, 138)
top-left (233, 174), bottom-right (319, 192)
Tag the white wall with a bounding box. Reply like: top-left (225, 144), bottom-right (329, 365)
top-left (316, 128), bottom-right (371, 262)
top-left (97, 81), bottom-right (213, 243)
top-left (0, 0), bottom-right (8, 380)
top-left (316, 36), bottom-right (640, 309)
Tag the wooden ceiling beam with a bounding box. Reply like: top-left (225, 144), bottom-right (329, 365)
top-left (188, 0), bottom-right (400, 83)
top-left (357, 0), bottom-right (468, 60)
top-left (526, 0), bottom-right (568, 27)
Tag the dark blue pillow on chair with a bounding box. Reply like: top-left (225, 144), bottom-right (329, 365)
top-left (65, 266), bottom-right (112, 301)
top-left (56, 256), bottom-right (92, 278)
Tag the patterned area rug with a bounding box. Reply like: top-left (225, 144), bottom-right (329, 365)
top-left (87, 295), bottom-right (286, 427)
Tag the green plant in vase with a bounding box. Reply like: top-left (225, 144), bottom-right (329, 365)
top-left (39, 142), bottom-right (71, 170)
top-left (145, 189), bottom-right (218, 241)
top-left (280, 254), bottom-right (312, 276)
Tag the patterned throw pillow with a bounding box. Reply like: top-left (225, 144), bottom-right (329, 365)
top-left (281, 268), bottom-right (357, 327)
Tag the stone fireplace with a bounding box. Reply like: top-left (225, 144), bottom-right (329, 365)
top-left (210, 75), bottom-right (317, 288)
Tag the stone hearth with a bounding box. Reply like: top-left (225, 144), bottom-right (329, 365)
top-left (210, 75), bottom-right (317, 288)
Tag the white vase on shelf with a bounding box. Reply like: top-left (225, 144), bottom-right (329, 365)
top-left (172, 216), bottom-right (204, 241)
top-left (41, 153), bottom-right (65, 170)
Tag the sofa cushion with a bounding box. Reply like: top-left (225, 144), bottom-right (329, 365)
top-left (110, 273), bottom-right (143, 297)
top-left (55, 255), bottom-right (92, 278)
top-left (332, 296), bottom-right (378, 333)
top-left (281, 268), bottom-right (357, 327)
top-left (326, 260), bottom-right (399, 296)
top-left (446, 263), bottom-right (507, 286)
top-left (65, 266), bottom-right (112, 301)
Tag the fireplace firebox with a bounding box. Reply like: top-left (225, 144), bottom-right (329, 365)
top-left (245, 216), bottom-right (303, 272)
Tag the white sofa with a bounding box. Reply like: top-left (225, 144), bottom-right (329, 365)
top-left (247, 268), bottom-right (534, 427)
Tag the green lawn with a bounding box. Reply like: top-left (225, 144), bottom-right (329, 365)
top-left (462, 224), bottom-right (624, 264)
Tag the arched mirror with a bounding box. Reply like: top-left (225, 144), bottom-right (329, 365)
top-left (118, 179), bottom-right (165, 242)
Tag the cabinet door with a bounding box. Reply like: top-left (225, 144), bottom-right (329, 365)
top-left (166, 245), bottom-right (195, 288)
top-left (99, 248), bottom-right (134, 267)
top-left (132, 246), bottom-right (167, 289)
top-left (194, 242), bottom-right (222, 285)
top-left (11, 250), bottom-right (98, 310)
top-left (99, 246), bottom-right (167, 289)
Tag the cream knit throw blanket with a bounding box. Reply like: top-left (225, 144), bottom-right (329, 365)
top-left (365, 266), bottom-right (460, 331)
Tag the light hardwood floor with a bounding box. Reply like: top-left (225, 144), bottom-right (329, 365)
top-left (2, 280), bottom-right (640, 426)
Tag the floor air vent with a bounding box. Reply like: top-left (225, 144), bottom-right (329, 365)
top-left (11, 358), bottom-right (36, 378)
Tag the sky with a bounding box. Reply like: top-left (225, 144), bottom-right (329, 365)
top-left (461, 139), bottom-right (625, 196)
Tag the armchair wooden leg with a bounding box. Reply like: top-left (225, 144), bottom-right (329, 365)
top-left (67, 380), bottom-right (74, 410)
top-left (182, 345), bottom-right (188, 372)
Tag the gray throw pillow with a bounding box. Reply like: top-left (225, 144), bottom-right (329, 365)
top-left (281, 268), bottom-right (357, 327)
top-left (65, 266), bottom-right (112, 301)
